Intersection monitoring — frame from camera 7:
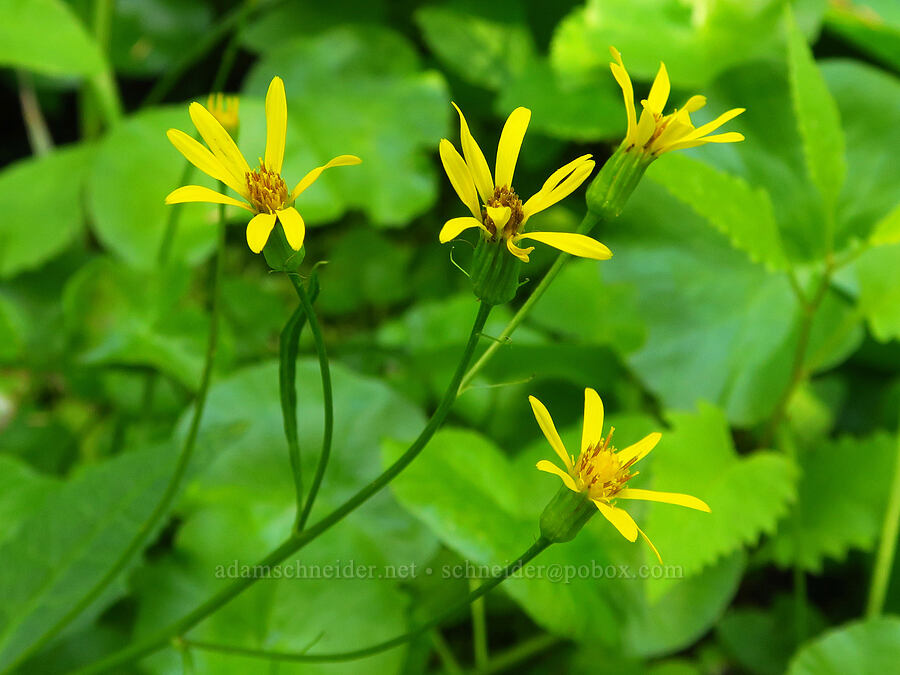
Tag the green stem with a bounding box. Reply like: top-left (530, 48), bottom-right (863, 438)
top-left (459, 211), bottom-right (599, 393)
top-left (470, 578), bottom-right (489, 669)
top-left (180, 538), bottom-right (551, 663)
top-left (290, 274), bottom-right (331, 531)
top-left (777, 425), bottom-right (807, 643)
top-left (80, 0), bottom-right (122, 138)
top-left (279, 304), bottom-right (305, 521)
top-left (5, 210), bottom-right (227, 675)
top-left (479, 633), bottom-right (559, 674)
top-left (16, 70), bottom-right (54, 156)
top-left (430, 630), bottom-right (463, 675)
top-left (866, 412), bottom-right (900, 618)
top-left (75, 302), bottom-right (492, 674)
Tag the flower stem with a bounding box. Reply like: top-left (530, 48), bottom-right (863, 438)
top-left (866, 413), bottom-right (900, 618)
top-left (470, 578), bottom-right (489, 669)
top-left (180, 538), bottom-right (551, 664)
top-left (289, 274), bottom-right (332, 531)
top-left (74, 302), bottom-right (492, 674)
top-left (7, 210), bottom-right (227, 675)
top-left (279, 304), bottom-right (305, 523)
top-left (459, 211), bottom-right (600, 393)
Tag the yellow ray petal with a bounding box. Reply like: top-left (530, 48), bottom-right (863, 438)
top-left (506, 235), bottom-right (533, 262)
top-left (290, 155), bottom-right (362, 202)
top-left (528, 395), bottom-right (573, 471)
top-left (246, 212), bottom-right (277, 253)
top-left (439, 216), bottom-right (489, 243)
top-left (682, 95), bottom-right (707, 113)
top-left (594, 501), bottom-right (638, 542)
top-left (581, 388), bottom-right (604, 455)
top-left (616, 432), bottom-right (662, 466)
top-left (609, 46), bottom-right (636, 144)
top-left (264, 76), bottom-right (287, 174)
top-left (637, 525), bottom-right (662, 564)
top-left (536, 460), bottom-right (578, 493)
top-left (452, 102), bottom-right (494, 202)
top-left (646, 62), bottom-right (670, 114)
top-left (522, 159), bottom-right (595, 220)
top-left (439, 139), bottom-right (481, 219)
top-left (515, 232), bottom-right (612, 260)
top-left (683, 108), bottom-right (746, 142)
top-left (662, 132), bottom-right (745, 154)
top-left (276, 207), bottom-right (305, 251)
top-left (485, 205), bottom-right (511, 230)
top-left (166, 129), bottom-right (248, 198)
top-left (617, 488), bottom-right (711, 512)
top-left (189, 102), bottom-right (251, 187)
top-left (165, 185), bottom-right (253, 211)
top-left (495, 107), bottom-right (531, 189)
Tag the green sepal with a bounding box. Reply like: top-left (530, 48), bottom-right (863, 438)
top-left (470, 236), bottom-right (522, 306)
top-left (585, 144), bottom-right (651, 220)
top-left (263, 221), bottom-right (305, 272)
top-left (539, 485), bottom-right (596, 543)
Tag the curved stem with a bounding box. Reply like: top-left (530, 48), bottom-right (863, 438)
top-left (279, 304), bottom-right (305, 521)
top-left (7, 211), bottom-right (227, 674)
top-left (459, 211), bottom-right (599, 393)
top-left (867, 414), bottom-right (900, 618)
top-left (290, 274), bottom-right (332, 531)
top-left (75, 302), bottom-right (492, 674)
top-left (181, 538), bottom-right (551, 663)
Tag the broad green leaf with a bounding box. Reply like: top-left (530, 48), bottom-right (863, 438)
top-left (868, 203), bottom-right (900, 247)
top-left (0, 441), bottom-right (179, 670)
top-left (642, 404), bottom-right (797, 584)
top-left (415, 0), bottom-right (535, 90)
top-left (786, 9), bottom-right (847, 213)
top-left (855, 242), bottom-right (900, 341)
top-left (647, 154), bottom-right (786, 270)
top-left (825, 0), bottom-right (900, 71)
top-left (0, 144), bottom-right (95, 279)
top-left (87, 107), bottom-right (219, 269)
top-left (0, 296), bottom-right (24, 361)
top-left (0, 0), bottom-right (104, 76)
top-left (787, 618), bottom-right (900, 675)
top-left (0, 455), bottom-right (58, 547)
top-left (766, 433), bottom-right (896, 572)
top-left (243, 26), bottom-right (449, 227)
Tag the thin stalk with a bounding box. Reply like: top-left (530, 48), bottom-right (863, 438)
top-left (777, 425), bottom-right (807, 643)
top-left (16, 71), bottom-right (53, 156)
top-left (866, 412), bottom-right (900, 618)
top-left (80, 0), bottom-right (122, 138)
top-left (430, 630), bottom-right (463, 675)
top-left (75, 302), bottom-right (493, 674)
top-left (279, 304), bottom-right (305, 522)
top-left (478, 633), bottom-right (559, 675)
top-left (180, 538), bottom-right (551, 663)
top-left (470, 579), bottom-right (488, 669)
top-left (459, 211), bottom-right (599, 393)
top-left (5, 209), bottom-right (227, 674)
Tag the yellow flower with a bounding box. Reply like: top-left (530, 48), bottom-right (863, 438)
top-left (609, 46), bottom-right (745, 157)
top-left (438, 104), bottom-right (612, 263)
top-left (205, 93), bottom-right (240, 135)
top-left (165, 76), bottom-right (362, 254)
top-left (531, 388), bottom-right (710, 561)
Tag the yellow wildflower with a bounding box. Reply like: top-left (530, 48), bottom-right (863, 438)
top-left (438, 104), bottom-right (611, 263)
top-left (165, 76), bottom-right (361, 254)
top-left (531, 388), bottom-right (710, 561)
top-left (609, 46), bottom-right (745, 157)
top-left (205, 93), bottom-right (240, 135)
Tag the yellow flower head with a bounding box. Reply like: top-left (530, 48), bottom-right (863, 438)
top-left (165, 76), bottom-right (362, 254)
top-left (205, 93), bottom-right (240, 135)
top-left (438, 104), bottom-right (612, 263)
top-left (531, 388), bottom-right (710, 561)
top-left (609, 46), bottom-right (745, 157)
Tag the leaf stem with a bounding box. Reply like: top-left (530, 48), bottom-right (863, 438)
top-left (866, 412), bottom-right (900, 618)
top-left (470, 578), bottom-right (489, 669)
top-left (279, 304), bottom-right (305, 523)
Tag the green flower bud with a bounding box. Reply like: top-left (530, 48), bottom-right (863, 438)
top-left (539, 485), bottom-right (596, 544)
top-left (469, 236), bottom-right (523, 307)
top-left (585, 144), bottom-right (651, 221)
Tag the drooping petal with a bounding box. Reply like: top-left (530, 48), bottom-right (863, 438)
top-left (439, 216), bottom-right (489, 243)
top-left (439, 139), bottom-right (481, 219)
top-left (536, 460), bottom-right (578, 493)
top-left (616, 431), bottom-right (662, 466)
top-left (637, 525), bottom-right (663, 564)
top-left (485, 205), bottom-right (511, 230)
top-left (246, 211), bottom-right (277, 254)
top-left (264, 76), bottom-right (287, 174)
top-left (528, 395), bottom-right (573, 471)
top-left (189, 102), bottom-right (251, 187)
top-left (581, 388), bottom-right (604, 456)
top-left (594, 501), bottom-right (638, 542)
top-left (165, 185), bottom-right (253, 211)
top-left (522, 159), bottom-right (595, 220)
top-left (645, 62), bottom-right (670, 114)
top-left (276, 207), bottom-right (305, 251)
top-left (452, 102), bottom-right (494, 202)
top-left (609, 46), bottom-right (636, 144)
top-left (515, 232), bottom-right (612, 260)
top-left (506, 235), bottom-right (534, 262)
top-left (495, 107), bottom-right (531, 189)
top-left (290, 155), bottom-right (362, 202)
top-left (166, 129), bottom-right (248, 198)
top-left (617, 488), bottom-right (711, 512)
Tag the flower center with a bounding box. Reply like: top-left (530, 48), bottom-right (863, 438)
top-left (483, 185), bottom-right (524, 239)
top-left (246, 160), bottom-right (288, 213)
top-left (575, 428), bottom-right (636, 500)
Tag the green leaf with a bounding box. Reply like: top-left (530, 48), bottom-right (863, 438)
top-left (415, 0), bottom-right (535, 90)
top-left (788, 618), bottom-right (900, 675)
top-left (0, 144), bottom-right (95, 278)
top-left (0, 0), bottom-right (104, 76)
top-left (766, 433), bottom-right (896, 572)
top-left (824, 0), bottom-right (900, 71)
top-left (0, 296), bottom-right (24, 362)
top-left (243, 26), bottom-right (449, 227)
top-left (786, 9), bottom-right (847, 214)
top-left (87, 107), bottom-right (219, 269)
top-left (868, 203), bottom-right (900, 247)
top-left (646, 154), bottom-right (787, 270)
top-left (0, 456), bottom-right (58, 548)
top-left (855, 242), bottom-right (900, 341)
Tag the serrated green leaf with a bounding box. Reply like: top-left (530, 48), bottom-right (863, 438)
top-left (786, 9), bottom-right (846, 212)
top-left (788, 618), bottom-right (900, 675)
top-left (647, 154), bottom-right (787, 270)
